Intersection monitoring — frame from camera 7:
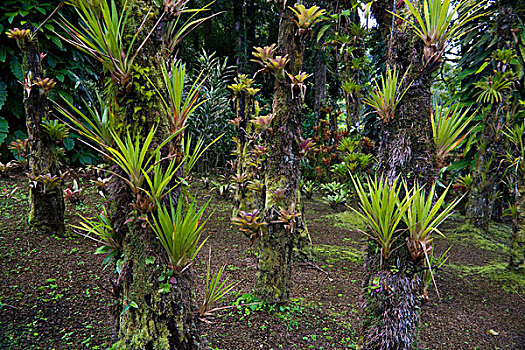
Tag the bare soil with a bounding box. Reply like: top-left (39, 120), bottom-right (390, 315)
top-left (0, 176), bottom-right (523, 350)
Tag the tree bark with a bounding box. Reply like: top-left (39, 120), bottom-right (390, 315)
top-left (233, 0), bottom-right (246, 73)
top-left (255, 1), bottom-right (312, 303)
top-left (106, 1), bottom-right (202, 347)
top-left (232, 90), bottom-right (260, 217)
top-left (113, 224), bottom-right (201, 349)
top-left (510, 176), bottom-right (525, 270)
top-left (360, 1), bottom-right (436, 349)
top-left (360, 244), bottom-right (421, 350)
top-left (467, 0), bottom-right (516, 232)
top-left (21, 25), bottom-right (65, 234)
top-left (314, 48), bottom-right (326, 125)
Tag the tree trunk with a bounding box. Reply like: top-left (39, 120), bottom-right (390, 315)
top-left (113, 224), bottom-right (201, 349)
top-left (314, 48), bottom-right (326, 125)
top-left (360, 1), bottom-right (436, 349)
top-left (360, 244), bottom-right (421, 350)
top-left (246, 1), bottom-right (256, 75)
top-left (106, 1), bottom-right (202, 347)
top-left (21, 25), bottom-right (65, 233)
top-left (232, 90), bottom-right (260, 217)
top-left (467, 0), bottom-right (516, 232)
top-left (510, 176), bottom-right (525, 270)
top-left (466, 132), bottom-right (500, 231)
top-left (341, 5), bottom-right (364, 131)
top-left (377, 23), bottom-right (435, 186)
top-left (255, 1), bottom-right (312, 303)
top-left (233, 0), bottom-right (246, 73)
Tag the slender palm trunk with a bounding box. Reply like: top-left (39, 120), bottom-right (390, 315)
top-left (510, 176), bottom-right (525, 270)
top-left (314, 48), bottom-right (326, 125)
top-left (233, 90), bottom-right (259, 217)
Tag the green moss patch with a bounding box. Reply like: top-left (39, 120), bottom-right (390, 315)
top-left (446, 262), bottom-right (524, 294)
top-left (448, 220), bottom-right (513, 255)
top-left (313, 244), bottom-right (364, 265)
top-left (326, 211), bottom-right (366, 231)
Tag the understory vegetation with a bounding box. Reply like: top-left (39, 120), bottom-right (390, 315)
top-left (0, 0), bottom-right (524, 349)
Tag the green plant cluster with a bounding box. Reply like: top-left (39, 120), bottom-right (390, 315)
top-left (351, 175), bottom-right (461, 295)
top-left (0, 0), bottom-right (99, 164)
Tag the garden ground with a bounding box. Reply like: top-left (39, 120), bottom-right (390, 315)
top-left (0, 175), bottom-right (523, 350)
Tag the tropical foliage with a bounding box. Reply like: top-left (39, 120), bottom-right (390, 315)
top-left (363, 66), bottom-right (412, 123)
top-left (431, 101), bottom-right (476, 167)
top-left (350, 175), bottom-right (410, 260)
top-left (398, 0), bottom-right (487, 64)
top-left (149, 196), bottom-right (210, 271)
top-left (403, 182), bottom-right (460, 295)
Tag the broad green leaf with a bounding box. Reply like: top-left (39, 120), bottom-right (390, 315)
top-left (9, 58), bottom-right (23, 81)
top-left (0, 117), bottom-right (8, 145)
top-left (0, 81), bottom-right (7, 110)
top-left (475, 61), bottom-right (489, 74)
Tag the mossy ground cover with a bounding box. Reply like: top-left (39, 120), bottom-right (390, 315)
top-left (0, 175), bottom-right (523, 349)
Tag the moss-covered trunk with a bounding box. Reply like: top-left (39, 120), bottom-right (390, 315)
top-left (233, 90), bottom-right (260, 217)
top-left (21, 25), bottom-right (65, 233)
top-left (510, 176), bottom-right (525, 270)
top-left (467, 0), bottom-right (516, 232)
top-left (255, 1), bottom-right (311, 303)
top-left (360, 2), bottom-right (436, 348)
top-left (377, 35), bottom-right (435, 185)
top-left (105, 1), bottom-right (202, 347)
top-left (314, 48), bottom-right (326, 125)
top-left (466, 122), bottom-right (504, 231)
top-left (113, 223), bottom-right (201, 349)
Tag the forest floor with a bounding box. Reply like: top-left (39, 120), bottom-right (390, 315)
top-left (0, 175), bottom-right (524, 350)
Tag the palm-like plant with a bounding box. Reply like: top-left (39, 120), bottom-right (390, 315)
top-left (54, 92), bottom-right (115, 148)
top-left (342, 78), bottom-right (362, 97)
top-left (287, 72), bottom-right (312, 99)
top-left (431, 101), bottom-right (476, 167)
top-left (102, 126), bottom-right (183, 194)
top-left (163, 2), bottom-right (218, 55)
top-left (251, 45), bottom-right (277, 69)
top-left (58, 0), bottom-right (156, 88)
top-left (149, 196), bottom-right (210, 272)
top-left (231, 209), bottom-right (266, 242)
top-left (199, 249), bottom-right (238, 319)
top-left (363, 66), bottom-right (412, 123)
top-left (142, 153), bottom-right (184, 205)
top-left (181, 134), bottom-right (223, 175)
top-left (473, 72), bottom-right (514, 104)
top-left (503, 123), bottom-right (525, 175)
top-left (72, 207), bottom-right (120, 253)
top-left (350, 175), bottom-right (411, 260)
top-left (140, 134), bottom-right (222, 204)
top-left (157, 60), bottom-right (207, 135)
top-left (422, 246), bottom-right (451, 301)
top-left (397, 0), bottom-right (487, 64)
top-left (290, 4), bottom-right (326, 34)
top-left (42, 119), bottom-right (70, 142)
top-left (403, 182), bottom-right (460, 296)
